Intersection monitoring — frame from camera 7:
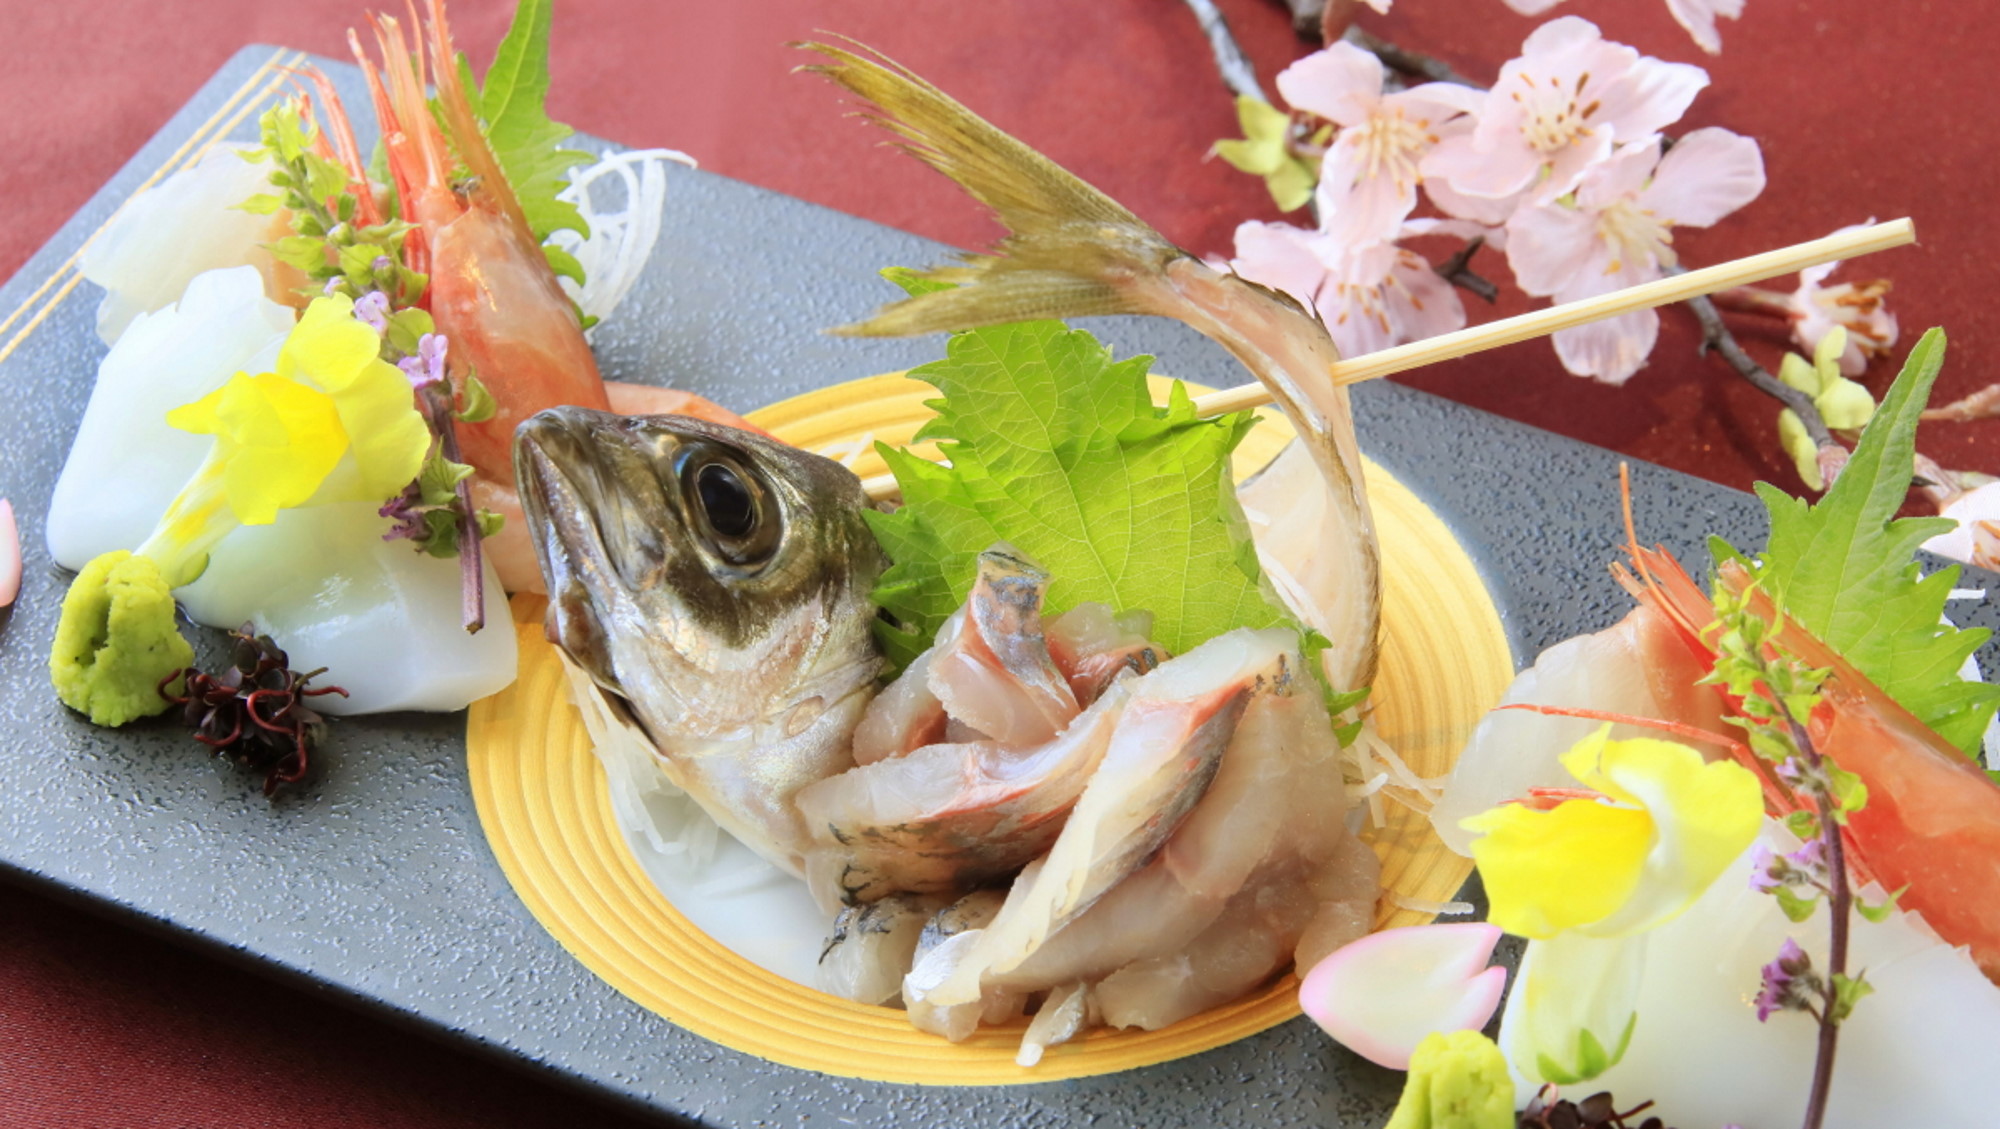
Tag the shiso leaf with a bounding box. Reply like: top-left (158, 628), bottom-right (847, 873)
top-left (864, 273), bottom-right (1299, 674)
top-left (470, 0), bottom-right (592, 246)
top-left (1737, 328), bottom-right (2000, 756)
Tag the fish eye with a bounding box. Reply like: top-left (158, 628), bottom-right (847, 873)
top-left (676, 445), bottom-right (781, 569)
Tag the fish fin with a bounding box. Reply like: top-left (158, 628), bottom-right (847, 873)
top-left (796, 40), bottom-right (1186, 336)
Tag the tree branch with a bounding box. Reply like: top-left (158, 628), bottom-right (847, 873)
top-left (1181, 0), bottom-right (1268, 103)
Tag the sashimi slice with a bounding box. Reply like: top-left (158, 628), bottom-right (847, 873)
top-left (909, 628), bottom-right (1286, 1008)
top-left (797, 680), bottom-right (1133, 909)
top-left (927, 548), bottom-right (1079, 746)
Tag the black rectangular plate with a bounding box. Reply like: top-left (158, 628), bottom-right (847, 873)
top-left (1, 46), bottom-right (1992, 1129)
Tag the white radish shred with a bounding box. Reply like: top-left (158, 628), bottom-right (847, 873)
top-left (553, 148), bottom-right (695, 330)
top-left (1387, 894), bottom-right (1475, 917)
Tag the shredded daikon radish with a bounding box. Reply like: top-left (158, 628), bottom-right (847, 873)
top-left (814, 431), bottom-right (877, 469)
top-left (553, 147), bottom-right (696, 331)
top-left (558, 649), bottom-right (719, 866)
top-left (1388, 893), bottom-right (1475, 916)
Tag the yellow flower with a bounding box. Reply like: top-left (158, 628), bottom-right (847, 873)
top-left (137, 294), bottom-right (430, 585)
top-left (1463, 727), bottom-right (1763, 941)
top-left (1465, 726), bottom-right (1764, 1087)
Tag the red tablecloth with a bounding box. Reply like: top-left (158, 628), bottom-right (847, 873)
top-left (3, 0), bottom-right (1995, 1125)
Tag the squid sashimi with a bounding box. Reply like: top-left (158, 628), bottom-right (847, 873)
top-left (909, 628), bottom-right (1287, 1009)
top-left (80, 146), bottom-right (297, 346)
top-left (797, 680), bottom-right (1132, 910)
top-left (1430, 601), bottom-right (1728, 855)
top-left (46, 267), bottom-right (516, 714)
top-left (1566, 824), bottom-right (2000, 1128)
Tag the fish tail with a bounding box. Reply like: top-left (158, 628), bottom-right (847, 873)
top-left (797, 41), bottom-right (1189, 335)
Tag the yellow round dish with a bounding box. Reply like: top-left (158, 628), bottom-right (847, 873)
top-left (467, 373), bottom-right (1513, 1084)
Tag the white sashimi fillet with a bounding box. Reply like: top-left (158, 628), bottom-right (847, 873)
top-left (1528, 823), bottom-right (2000, 1126)
top-left (1430, 605), bottom-right (1717, 855)
top-left (50, 265), bottom-right (516, 715)
top-left (1240, 440), bottom-right (1353, 690)
top-left (48, 267), bottom-right (292, 567)
top-left (81, 145), bottom-right (289, 346)
top-left (175, 503), bottom-right (515, 715)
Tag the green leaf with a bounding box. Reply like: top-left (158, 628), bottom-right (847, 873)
top-left (1774, 884), bottom-right (1821, 923)
top-left (419, 454), bottom-right (477, 507)
top-left (1212, 94), bottom-right (1317, 213)
top-left (235, 193), bottom-right (285, 216)
top-left (1784, 808), bottom-right (1821, 841)
top-left (384, 308), bottom-right (436, 357)
top-left (1827, 763), bottom-right (1869, 818)
top-left (456, 373), bottom-right (499, 424)
top-left (1829, 971), bottom-right (1875, 1023)
top-left (474, 0), bottom-right (592, 246)
top-left (542, 242), bottom-right (586, 287)
top-left (865, 311), bottom-right (1300, 677)
top-left (1752, 329), bottom-right (2000, 757)
top-left (1857, 885), bottom-right (1907, 924)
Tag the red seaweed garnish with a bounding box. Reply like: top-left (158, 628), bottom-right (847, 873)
top-left (161, 624), bottom-right (348, 796)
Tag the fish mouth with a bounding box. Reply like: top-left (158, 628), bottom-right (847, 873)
top-left (515, 406), bottom-right (674, 694)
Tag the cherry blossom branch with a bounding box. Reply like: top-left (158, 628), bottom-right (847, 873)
top-left (1181, 0), bottom-right (1269, 102)
top-left (1339, 26), bottom-right (1479, 87)
top-left (1674, 273), bottom-right (1836, 453)
top-left (1434, 236), bottom-right (1499, 304)
top-left (1922, 383), bottom-right (2000, 423)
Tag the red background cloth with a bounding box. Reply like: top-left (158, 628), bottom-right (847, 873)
top-left (1, 0), bottom-right (1994, 1125)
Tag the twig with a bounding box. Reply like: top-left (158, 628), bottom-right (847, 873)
top-left (1433, 236), bottom-right (1498, 304)
top-left (1785, 715), bottom-right (1852, 1129)
top-left (1677, 276), bottom-right (1836, 452)
top-left (1922, 382), bottom-right (2000, 423)
top-left (1340, 26), bottom-right (1479, 87)
top-left (1181, 0), bottom-right (1267, 103)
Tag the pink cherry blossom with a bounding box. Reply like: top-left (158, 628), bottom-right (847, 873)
top-left (1499, 0), bottom-right (1744, 54)
top-left (1228, 219), bottom-right (1474, 358)
top-left (1788, 221), bottom-right (1898, 376)
top-left (1505, 127), bottom-right (1765, 383)
top-left (1277, 42), bottom-right (1484, 248)
top-left (1425, 18), bottom-right (1710, 209)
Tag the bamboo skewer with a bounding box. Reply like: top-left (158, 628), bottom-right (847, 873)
top-left (858, 218), bottom-right (1915, 501)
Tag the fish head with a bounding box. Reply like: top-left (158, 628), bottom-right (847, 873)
top-left (515, 406), bottom-right (887, 737)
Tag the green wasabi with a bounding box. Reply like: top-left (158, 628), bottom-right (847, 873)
top-left (1384, 1030), bottom-right (1515, 1129)
top-left (50, 550), bottom-right (194, 727)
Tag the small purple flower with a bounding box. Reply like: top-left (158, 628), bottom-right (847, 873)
top-left (1788, 835), bottom-right (1829, 879)
top-left (1755, 937), bottom-right (1815, 1022)
top-left (353, 290), bottom-right (391, 333)
top-left (1748, 842), bottom-right (1783, 893)
top-left (371, 255), bottom-right (393, 274)
top-left (379, 481), bottom-right (425, 543)
top-left (397, 332), bottom-right (450, 389)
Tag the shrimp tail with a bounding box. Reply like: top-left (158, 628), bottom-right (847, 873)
top-left (799, 40), bottom-right (1380, 692)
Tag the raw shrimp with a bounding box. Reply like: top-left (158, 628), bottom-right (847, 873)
top-left (1625, 547), bottom-right (2000, 980)
top-left (350, 0), bottom-right (609, 487)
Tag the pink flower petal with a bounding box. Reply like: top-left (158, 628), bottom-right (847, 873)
top-left (1639, 127), bottom-right (1765, 228)
top-left (1504, 201), bottom-right (1600, 297)
top-left (1666, 0), bottom-right (1744, 54)
top-left (1316, 145), bottom-right (1420, 249)
top-left (1502, 0), bottom-right (1568, 12)
top-left (1276, 42), bottom-right (1383, 128)
top-left (1425, 129), bottom-right (1545, 202)
top-left (1422, 174), bottom-right (1522, 226)
top-left (0, 499), bottom-right (18, 608)
top-left (1553, 307), bottom-right (1661, 385)
top-left (1394, 82), bottom-right (1487, 122)
top-left (1229, 221), bottom-right (1330, 316)
top-left (1593, 55), bottom-right (1709, 141)
top-left (1299, 923), bottom-right (1508, 1070)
